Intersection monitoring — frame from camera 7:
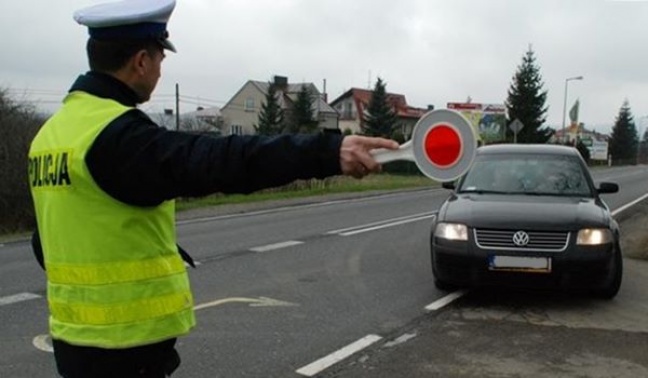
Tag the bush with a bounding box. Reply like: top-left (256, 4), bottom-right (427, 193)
top-left (382, 161), bottom-right (422, 176)
top-left (0, 89), bottom-right (45, 234)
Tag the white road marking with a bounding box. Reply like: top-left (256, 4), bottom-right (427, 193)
top-left (296, 334), bottom-right (383, 377)
top-left (33, 334), bottom-right (53, 353)
top-left (327, 212), bottom-right (436, 235)
top-left (611, 193), bottom-right (648, 216)
top-left (424, 290), bottom-right (469, 311)
top-left (338, 215), bottom-right (436, 236)
top-left (194, 296), bottom-right (297, 311)
top-left (328, 213), bottom-right (436, 237)
top-left (384, 333), bottom-right (417, 348)
top-left (0, 292), bottom-right (41, 307)
top-left (250, 240), bottom-right (304, 252)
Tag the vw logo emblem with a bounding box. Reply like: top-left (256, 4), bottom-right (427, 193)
top-left (512, 231), bottom-right (530, 246)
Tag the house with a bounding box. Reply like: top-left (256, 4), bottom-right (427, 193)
top-left (220, 76), bottom-right (339, 135)
top-left (181, 106), bottom-right (223, 135)
top-left (145, 106), bottom-right (222, 135)
top-left (329, 88), bottom-right (429, 138)
top-left (551, 123), bottom-right (609, 145)
top-left (551, 123), bottom-right (612, 161)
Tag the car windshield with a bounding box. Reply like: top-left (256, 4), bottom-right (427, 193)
top-left (457, 153), bottom-right (593, 197)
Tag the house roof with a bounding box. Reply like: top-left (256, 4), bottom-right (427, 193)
top-left (183, 106), bottom-right (221, 118)
top-left (330, 88), bottom-right (426, 119)
top-left (553, 124), bottom-right (609, 141)
top-left (250, 81), bottom-right (337, 114)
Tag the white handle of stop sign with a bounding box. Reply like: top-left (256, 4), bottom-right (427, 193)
top-left (370, 141), bottom-right (414, 164)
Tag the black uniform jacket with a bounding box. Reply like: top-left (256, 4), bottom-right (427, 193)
top-left (32, 71), bottom-right (344, 269)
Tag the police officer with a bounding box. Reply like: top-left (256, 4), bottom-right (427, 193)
top-left (28, 0), bottom-right (398, 377)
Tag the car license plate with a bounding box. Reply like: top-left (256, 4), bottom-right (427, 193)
top-left (488, 255), bottom-right (552, 273)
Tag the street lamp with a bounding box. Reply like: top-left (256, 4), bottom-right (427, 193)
top-left (561, 76), bottom-right (584, 144)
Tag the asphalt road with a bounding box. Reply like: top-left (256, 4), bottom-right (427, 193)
top-left (323, 251), bottom-right (648, 378)
top-left (0, 165), bottom-right (647, 378)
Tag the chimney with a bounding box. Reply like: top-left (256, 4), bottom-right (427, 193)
top-left (273, 75), bottom-right (288, 88)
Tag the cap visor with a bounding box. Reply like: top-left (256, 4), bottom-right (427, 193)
top-left (158, 39), bottom-right (176, 53)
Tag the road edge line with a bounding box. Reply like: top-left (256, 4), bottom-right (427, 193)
top-left (424, 290), bottom-right (469, 311)
top-left (611, 193), bottom-right (648, 216)
top-left (295, 334), bottom-right (383, 377)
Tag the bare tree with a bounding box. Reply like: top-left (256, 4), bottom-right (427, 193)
top-left (0, 88), bottom-right (46, 233)
top-left (180, 115), bottom-right (223, 135)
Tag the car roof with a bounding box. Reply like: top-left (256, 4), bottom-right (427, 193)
top-left (476, 143), bottom-right (581, 157)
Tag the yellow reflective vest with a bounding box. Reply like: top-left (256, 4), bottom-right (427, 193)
top-left (28, 91), bottom-right (195, 348)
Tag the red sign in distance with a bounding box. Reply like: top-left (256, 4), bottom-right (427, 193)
top-left (370, 109), bottom-right (476, 182)
top-left (424, 124), bottom-right (462, 168)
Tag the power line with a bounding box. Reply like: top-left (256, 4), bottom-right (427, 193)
top-left (4, 87), bottom-right (225, 104)
top-left (3, 86), bottom-right (253, 114)
top-left (178, 95), bottom-right (227, 105)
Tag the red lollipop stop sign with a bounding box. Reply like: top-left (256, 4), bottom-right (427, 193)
top-left (371, 109), bottom-right (477, 182)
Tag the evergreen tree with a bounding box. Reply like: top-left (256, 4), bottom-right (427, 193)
top-left (505, 46), bottom-right (552, 143)
top-left (363, 77), bottom-right (399, 137)
top-left (575, 139), bottom-right (591, 163)
top-left (255, 83), bottom-right (284, 136)
top-left (286, 85), bottom-right (318, 133)
top-left (609, 100), bottom-right (638, 164)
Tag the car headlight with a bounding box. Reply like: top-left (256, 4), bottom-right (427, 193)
top-left (434, 223), bottom-right (468, 241)
top-left (576, 228), bottom-right (613, 245)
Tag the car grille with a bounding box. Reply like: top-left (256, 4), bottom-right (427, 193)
top-left (474, 229), bottom-right (570, 252)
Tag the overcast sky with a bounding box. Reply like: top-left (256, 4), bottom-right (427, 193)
top-left (1, 0), bottom-right (647, 134)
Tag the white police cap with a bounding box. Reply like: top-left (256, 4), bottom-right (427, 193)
top-left (74, 0), bottom-right (177, 52)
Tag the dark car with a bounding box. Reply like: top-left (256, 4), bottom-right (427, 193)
top-left (430, 144), bottom-right (622, 298)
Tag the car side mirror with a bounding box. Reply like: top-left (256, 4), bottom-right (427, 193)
top-left (597, 182), bottom-right (619, 194)
top-left (442, 181), bottom-right (455, 190)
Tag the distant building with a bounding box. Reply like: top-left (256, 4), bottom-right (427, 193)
top-left (552, 123), bottom-right (610, 161)
top-left (220, 76), bottom-right (339, 135)
top-left (145, 106), bottom-right (222, 135)
top-left (181, 106), bottom-right (223, 135)
top-left (329, 88), bottom-right (428, 138)
top-left (551, 123), bottom-right (610, 145)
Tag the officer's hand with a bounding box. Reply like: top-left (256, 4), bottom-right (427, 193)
top-left (339, 135), bottom-right (399, 179)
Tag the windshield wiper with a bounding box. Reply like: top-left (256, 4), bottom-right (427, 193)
top-left (523, 191), bottom-right (560, 196)
top-left (458, 189), bottom-right (512, 195)
top-left (523, 191), bottom-right (591, 197)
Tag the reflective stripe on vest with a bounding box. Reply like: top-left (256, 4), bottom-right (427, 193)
top-left (29, 91), bottom-right (195, 348)
top-left (49, 279), bottom-right (192, 325)
top-left (47, 255), bottom-right (186, 285)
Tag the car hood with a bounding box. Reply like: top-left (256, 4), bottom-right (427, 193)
top-left (440, 194), bottom-right (610, 230)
